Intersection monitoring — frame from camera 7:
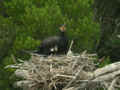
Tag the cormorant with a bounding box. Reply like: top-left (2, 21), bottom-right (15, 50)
top-left (34, 24), bottom-right (69, 55)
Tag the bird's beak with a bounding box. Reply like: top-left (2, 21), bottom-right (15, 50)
top-left (60, 26), bottom-right (66, 32)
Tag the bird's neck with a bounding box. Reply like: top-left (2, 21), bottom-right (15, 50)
top-left (59, 31), bottom-right (65, 37)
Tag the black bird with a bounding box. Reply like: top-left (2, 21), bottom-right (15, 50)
top-left (34, 24), bottom-right (69, 55)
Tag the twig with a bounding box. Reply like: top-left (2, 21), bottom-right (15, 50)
top-left (67, 40), bottom-right (74, 56)
top-left (6, 51), bottom-right (120, 90)
top-left (64, 66), bottom-right (84, 89)
top-left (68, 40), bottom-right (74, 52)
top-left (108, 77), bottom-right (119, 90)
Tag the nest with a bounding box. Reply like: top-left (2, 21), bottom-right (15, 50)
top-left (6, 50), bottom-right (120, 90)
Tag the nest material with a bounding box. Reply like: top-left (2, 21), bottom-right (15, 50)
top-left (6, 51), bottom-right (120, 90)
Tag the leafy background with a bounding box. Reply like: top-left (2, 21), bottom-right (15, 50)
top-left (0, 0), bottom-right (100, 89)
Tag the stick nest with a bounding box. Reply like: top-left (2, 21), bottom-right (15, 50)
top-left (6, 51), bottom-right (120, 90)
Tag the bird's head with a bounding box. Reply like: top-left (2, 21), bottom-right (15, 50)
top-left (59, 24), bottom-right (66, 32)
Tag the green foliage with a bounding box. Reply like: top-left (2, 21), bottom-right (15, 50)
top-left (94, 0), bottom-right (120, 62)
top-left (0, 56), bottom-right (18, 90)
top-left (3, 0), bottom-right (100, 54)
top-left (0, 0), bottom-right (100, 89)
top-left (56, 0), bottom-right (100, 52)
top-left (0, 16), bottom-right (16, 62)
top-left (98, 57), bottom-right (111, 68)
top-left (0, 16), bottom-right (16, 89)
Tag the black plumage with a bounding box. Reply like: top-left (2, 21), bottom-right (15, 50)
top-left (34, 25), bottom-right (69, 55)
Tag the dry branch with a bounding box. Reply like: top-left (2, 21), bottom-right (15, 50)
top-left (6, 51), bottom-right (120, 90)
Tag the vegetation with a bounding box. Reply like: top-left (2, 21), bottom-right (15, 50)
top-left (1, 0), bottom-right (120, 90)
top-left (94, 0), bottom-right (120, 62)
top-left (3, 0), bottom-right (100, 54)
